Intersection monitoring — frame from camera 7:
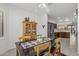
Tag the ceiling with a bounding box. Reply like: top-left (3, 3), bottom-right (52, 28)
top-left (48, 3), bottom-right (77, 17)
top-left (10, 3), bottom-right (77, 22)
top-left (10, 3), bottom-right (42, 15)
top-left (47, 3), bottom-right (77, 22)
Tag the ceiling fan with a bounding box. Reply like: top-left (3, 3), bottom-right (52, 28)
top-left (38, 3), bottom-right (53, 12)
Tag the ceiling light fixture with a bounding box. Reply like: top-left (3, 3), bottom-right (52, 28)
top-left (65, 18), bottom-right (70, 22)
top-left (59, 20), bottom-right (63, 22)
top-left (73, 13), bottom-right (77, 18)
top-left (57, 17), bottom-right (61, 19)
top-left (38, 3), bottom-right (50, 13)
top-left (39, 3), bottom-right (47, 8)
top-left (73, 13), bottom-right (76, 16)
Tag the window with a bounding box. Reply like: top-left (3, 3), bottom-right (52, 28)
top-left (0, 11), bottom-right (4, 37)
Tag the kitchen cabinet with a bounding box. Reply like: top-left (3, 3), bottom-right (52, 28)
top-left (54, 32), bottom-right (70, 38)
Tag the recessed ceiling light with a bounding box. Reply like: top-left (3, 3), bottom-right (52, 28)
top-left (65, 18), bottom-right (69, 22)
top-left (59, 20), bottom-right (63, 22)
top-left (73, 13), bottom-right (76, 16)
top-left (74, 16), bottom-right (77, 18)
top-left (57, 17), bottom-right (61, 19)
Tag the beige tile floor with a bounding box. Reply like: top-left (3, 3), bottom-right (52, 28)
top-left (1, 48), bottom-right (16, 56)
top-left (61, 36), bottom-right (79, 56)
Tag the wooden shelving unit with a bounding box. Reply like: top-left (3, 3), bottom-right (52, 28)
top-left (19, 19), bottom-right (37, 42)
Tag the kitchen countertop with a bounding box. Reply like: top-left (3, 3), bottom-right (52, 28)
top-left (54, 29), bottom-right (71, 32)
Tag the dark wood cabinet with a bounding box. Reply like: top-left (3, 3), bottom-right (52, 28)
top-left (54, 32), bottom-right (70, 38)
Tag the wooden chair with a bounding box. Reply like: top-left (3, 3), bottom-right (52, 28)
top-left (34, 41), bottom-right (51, 56)
top-left (53, 38), bottom-right (61, 56)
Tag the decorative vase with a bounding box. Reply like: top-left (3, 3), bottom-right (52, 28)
top-left (25, 17), bottom-right (29, 22)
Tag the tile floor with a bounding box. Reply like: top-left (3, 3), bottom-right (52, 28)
top-left (61, 34), bottom-right (79, 56)
top-left (1, 48), bottom-right (16, 56)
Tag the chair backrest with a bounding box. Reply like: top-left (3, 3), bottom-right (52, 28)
top-left (54, 38), bottom-right (61, 56)
top-left (35, 42), bottom-right (51, 56)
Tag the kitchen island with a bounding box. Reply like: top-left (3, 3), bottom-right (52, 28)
top-left (54, 30), bottom-right (70, 38)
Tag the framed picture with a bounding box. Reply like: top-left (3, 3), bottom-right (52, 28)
top-left (0, 11), bottom-right (4, 37)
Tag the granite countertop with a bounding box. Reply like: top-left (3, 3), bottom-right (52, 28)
top-left (54, 29), bottom-right (71, 32)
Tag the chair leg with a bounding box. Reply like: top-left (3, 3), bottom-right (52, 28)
top-left (16, 48), bottom-right (20, 56)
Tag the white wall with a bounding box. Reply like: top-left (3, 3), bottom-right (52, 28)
top-left (8, 5), bottom-right (48, 49)
top-left (0, 4), bottom-right (48, 55)
top-left (77, 4), bottom-right (79, 54)
top-left (0, 4), bottom-right (10, 55)
top-left (37, 14), bottom-right (47, 37)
